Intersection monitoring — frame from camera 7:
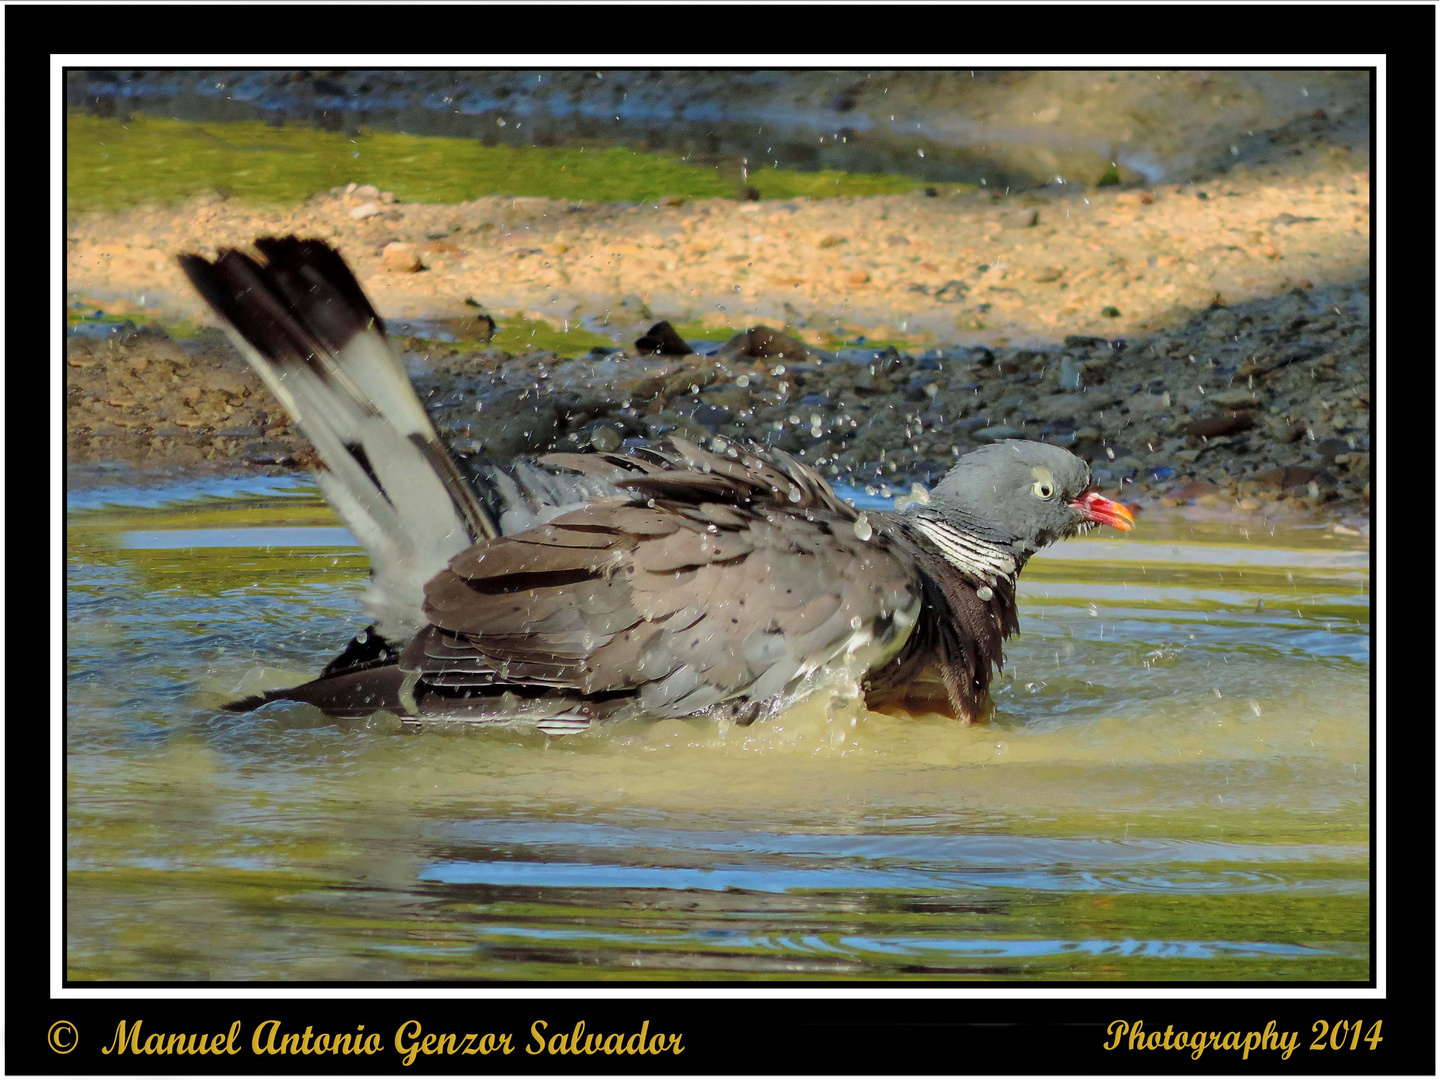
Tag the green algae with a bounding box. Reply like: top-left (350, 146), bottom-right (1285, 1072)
top-left (67, 112), bottom-right (936, 213)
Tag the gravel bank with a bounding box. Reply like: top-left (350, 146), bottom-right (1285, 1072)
top-left (66, 149), bottom-right (1370, 521)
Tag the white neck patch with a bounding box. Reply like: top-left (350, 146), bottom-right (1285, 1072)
top-left (911, 517), bottom-right (1018, 585)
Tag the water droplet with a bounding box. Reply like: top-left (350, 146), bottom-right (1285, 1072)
top-left (850, 615), bottom-right (863, 630)
top-left (976, 585), bottom-right (993, 601)
top-left (853, 514), bottom-right (873, 541)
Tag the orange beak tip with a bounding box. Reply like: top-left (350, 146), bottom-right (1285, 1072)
top-left (1074, 491), bottom-right (1137, 531)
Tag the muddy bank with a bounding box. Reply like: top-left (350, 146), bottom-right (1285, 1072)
top-left (67, 270), bottom-right (1369, 521)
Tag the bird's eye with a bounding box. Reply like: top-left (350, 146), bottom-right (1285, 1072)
top-left (1033, 480), bottom-right (1055, 499)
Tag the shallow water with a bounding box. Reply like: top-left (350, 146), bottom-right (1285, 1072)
top-left (66, 476), bottom-right (1370, 982)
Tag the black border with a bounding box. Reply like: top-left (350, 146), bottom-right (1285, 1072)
top-left (27, 4), bottom-right (1432, 1074)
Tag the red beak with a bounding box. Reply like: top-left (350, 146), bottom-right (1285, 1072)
top-left (1071, 491), bottom-right (1136, 531)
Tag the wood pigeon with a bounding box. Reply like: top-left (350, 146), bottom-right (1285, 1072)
top-left (180, 237), bottom-right (1135, 734)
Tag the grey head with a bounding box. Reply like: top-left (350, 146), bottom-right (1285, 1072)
top-left (916, 440), bottom-right (1134, 561)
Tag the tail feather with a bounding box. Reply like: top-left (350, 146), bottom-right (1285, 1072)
top-left (180, 238), bottom-right (499, 637)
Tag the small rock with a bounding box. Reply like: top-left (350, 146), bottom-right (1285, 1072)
top-left (1312, 436), bottom-right (1352, 462)
top-left (348, 201), bottom-right (384, 220)
top-left (973, 425), bottom-right (1028, 442)
top-left (1057, 356), bottom-right (1083, 390)
top-left (635, 320), bottom-right (693, 356)
top-left (1207, 388), bottom-right (1260, 408)
top-left (201, 370), bottom-right (250, 397)
top-left (1335, 452), bottom-right (1370, 479)
top-left (846, 269), bottom-right (871, 286)
top-left (243, 442), bottom-right (296, 466)
top-left (1162, 479), bottom-right (1222, 505)
top-left (1100, 305), bottom-right (1122, 318)
top-left (1188, 412), bottom-right (1255, 439)
top-left (1032, 267), bottom-right (1065, 283)
top-left (967, 346), bottom-right (996, 367)
top-left (644, 412), bottom-right (709, 443)
top-left (1125, 391), bottom-right (1171, 413)
top-left (476, 390), bottom-right (561, 460)
top-left (464, 312), bottom-right (498, 343)
top-left (716, 326), bottom-right (812, 362)
top-left (381, 242), bottom-right (423, 273)
top-left (1000, 209), bottom-right (1039, 229)
top-left (1250, 465), bottom-right (1316, 492)
top-left (588, 424), bottom-right (623, 453)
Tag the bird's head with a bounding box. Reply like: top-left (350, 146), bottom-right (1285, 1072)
top-left (916, 440), bottom-right (1134, 561)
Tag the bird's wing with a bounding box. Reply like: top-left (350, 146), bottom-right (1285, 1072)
top-left (405, 484), bottom-right (923, 722)
top-left (540, 436), bottom-right (856, 516)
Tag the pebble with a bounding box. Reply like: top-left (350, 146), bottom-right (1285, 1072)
top-left (1163, 479), bottom-right (1222, 505)
top-left (1125, 391), bottom-right (1171, 413)
top-left (1187, 413), bottom-right (1255, 439)
top-left (635, 320), bottom-right (693, 356)
top-left (381, 242), bottom-right (423, 272)
top-left (588, 424), bottom-right (623, 452)
top-left (973, 426), bottom-right (1028, 442)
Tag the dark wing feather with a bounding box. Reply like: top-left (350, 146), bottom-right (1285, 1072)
top-left (399, 458), bottom-right (921, 723)
top-left (541, 436), bottom-right (854, 515)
